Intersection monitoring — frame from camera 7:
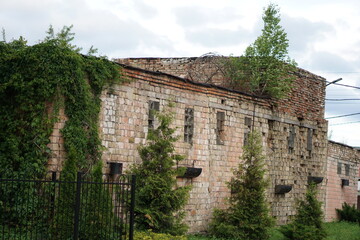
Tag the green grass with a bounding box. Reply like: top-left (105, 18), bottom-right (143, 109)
top-left (324, 221), bottom-right (360, 240)
top-left (188, 221), bottom-right (360, 240)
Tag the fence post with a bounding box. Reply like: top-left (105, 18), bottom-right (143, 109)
top-left (51, 171), bottom-right (57, 218)
top-left (73, 172), bottom-right (82, 240)
top-left (129, 175), bottom-right (136, 240)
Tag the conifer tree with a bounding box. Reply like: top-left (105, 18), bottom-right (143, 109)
top-left (209, 131), bottom-right (274, 239)
top-left (280, 183), bottom-right (327, 240)
top-left (130, 106), bottom-right (191, 235)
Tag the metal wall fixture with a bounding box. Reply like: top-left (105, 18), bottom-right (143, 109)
top-left (308, 176), bottom-right (324, 185)
top-left (341, 179), bottom-right (349, 187)
top-left (275, 185), bottom-right (293, 194)
top-left (178, 167), bottom-right (202, 178)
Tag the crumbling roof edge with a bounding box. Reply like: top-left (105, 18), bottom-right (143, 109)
top-left (328, 140), bottom-right (360, 151)
top-left (115, 56), bottom-right (327, 83)
top-left (116, 61), bottom-right (270, 100)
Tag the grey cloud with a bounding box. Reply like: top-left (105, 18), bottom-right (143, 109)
top-left (173, 6), bottom-right (244, 28)
top-left (308, 51), bottom-right (356, 73)
top-left (175, 5), bottom-right (261, 49)
top-left (133, 0), bottom-right (157, 19)
top-left (282, 15), bottom-right (335, 53)
top-left (75, 18), bottom-right (173, 57)
top-left (0, 0), bottom-right (172, 58)
top-left (185, 27), bottom-right (253, 48)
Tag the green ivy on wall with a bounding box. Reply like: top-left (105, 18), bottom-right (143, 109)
top-left (0, 26), bottom-right (124, 228)
top-left (0, 25), bottom-right (123, 179)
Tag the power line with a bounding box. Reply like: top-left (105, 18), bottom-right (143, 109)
top-left (325, 112), bottom-right (360, 119)
top-left (329, 120), bottom-right (360, 126)
top-left (327, 82), bottom-right (360, 90)
top-left (319, 72), bottom-right (360, 74)
top-left (326, 98), bottom-right (360, 101)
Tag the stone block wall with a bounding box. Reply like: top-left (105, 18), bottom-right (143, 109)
top-left (47, 108), bottom-right (67, 172)
top-left (98, 65), bottom-right (327, 232)
top-left (45, 62), bottom-right (329, 233)
top-left (325, 141), bottom-right (360, 221)
top-left (116, 57), bottom-right (326, 121)
top-left (266, 119), bottom-right (328, 224)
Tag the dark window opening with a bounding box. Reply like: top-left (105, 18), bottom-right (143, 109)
top-left (244, 117), bottom-right (252, 146)
top-left (337, 162), bottom-right (342, 174)
top-left (268, 120), bottom-right (275, 130)
top-left (345, 164), bottom-right (350, 176)
top-left (245, 117), bottom-right (252, 128)
top-left (216, 112), bottom-right (225, 145)
top-left (307, 128), bottom-right (313, 151)
top-left (288, 125), bottom-right (296, 153)
top-left (184, 108), bottom-right (194, 144)
top-left (148, 100), bottom-right (159, 129)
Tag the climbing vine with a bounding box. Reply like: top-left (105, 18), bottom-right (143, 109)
top-left (0, 25), bottom-right (122, 177)
top-left (0, 26), bottom-right (123, 228)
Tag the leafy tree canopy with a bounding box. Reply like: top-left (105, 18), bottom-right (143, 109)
top-left (225, 4), bottom-right (297, 99)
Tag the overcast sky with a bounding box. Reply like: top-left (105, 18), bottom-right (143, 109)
top-left (1, 0), bottom-right (360, 146)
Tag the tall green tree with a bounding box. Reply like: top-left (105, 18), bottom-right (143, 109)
top-left (209, 131), bottom-right (274, 239)
top-left (225, 4), bottom-right (296, 99)
top-left (280, 183), bottom-right (327, 240)
top-left (130, 106), bottom-right (191, 235)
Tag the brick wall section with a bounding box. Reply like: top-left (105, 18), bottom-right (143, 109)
top-left (325, 141), bottom-right (360, 221)
top-left (98, 65), bottom-right (327, 232)
top-left (47, 108), bottom-right (67, 172)
top-left (45, 62), bottom-right (329, 232)
top-left (116, 57), bottom-right (326, 121)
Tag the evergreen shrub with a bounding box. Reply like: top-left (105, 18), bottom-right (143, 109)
top-left (130, 105), bottom-right (191, 235)
top-left (209, 131), bottom-right (274, 240)
top-left (280, 183), bottom-right (326, 240)
top-left (336, 202), bottom-right (360, 223)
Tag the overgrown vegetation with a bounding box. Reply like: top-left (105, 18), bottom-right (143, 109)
top-left (336, 202), bottom-right (360, 224)
top-left (130, 105), bottom-right (191, 235)
top-left (0, 25), bottom-right (122, 234)
top-left (209, 131), bottom-right (274, 239)
top-left (224, 4), bottom-right (297, 99)
top-left (280, 183), bottom-right (326, 240)
top-left (189, 222), bottom-right (360, 240)
top-left (135, 230), bottom-right (188, 240)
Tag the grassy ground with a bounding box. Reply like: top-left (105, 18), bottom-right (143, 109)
top-left (188, 221), bottom-right (360, 240)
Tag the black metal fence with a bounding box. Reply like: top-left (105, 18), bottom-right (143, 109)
top-left (0, 172), bottom-right (136, 240)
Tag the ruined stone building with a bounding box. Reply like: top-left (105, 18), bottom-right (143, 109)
top-left (326, 140), bottom-right (360, 221)
top-left (48, 56), bottom-right (359, 233)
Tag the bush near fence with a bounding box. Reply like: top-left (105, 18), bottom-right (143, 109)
top-left (0, 173), bottom-right (135, 240)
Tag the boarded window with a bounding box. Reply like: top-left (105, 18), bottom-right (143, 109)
top-left (288, 125), bottom-right (296, 151)
top-left (345, 164), bottom-right (350, 176)
top-left (268, 119), bottom-right (275, 130)
top-left (245, 117), bottom-right (252, 128)
top-left (216, 112), bottom-right (225, 145)
top-left (184, 108), bottom-right (194, 144)
top-left (337, 162), bottom-right (342, 174)
top-left (244, 117), bottom-right (252, 146)
top-left (148, 101), bottom-right (159, 129)
top-left (307, 128), bottom-right (313, 151)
